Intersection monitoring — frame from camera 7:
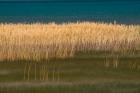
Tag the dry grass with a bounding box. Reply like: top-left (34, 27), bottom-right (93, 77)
top-left (0, 22), bottom-right (139, 61)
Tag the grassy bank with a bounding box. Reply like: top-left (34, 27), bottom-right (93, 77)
top-left (0, 22), bottom-right (140, 93)
top-left (0, 56), bottom-right (140, 93)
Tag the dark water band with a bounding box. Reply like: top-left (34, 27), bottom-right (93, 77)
top-left (0, 16), bottom-right (139, 25)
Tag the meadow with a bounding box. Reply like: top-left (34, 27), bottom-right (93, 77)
top-left (0, 22), bottom-right (140, 93)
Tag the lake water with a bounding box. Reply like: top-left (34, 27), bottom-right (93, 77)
top-left (0, 1), bottom-right (140, 24)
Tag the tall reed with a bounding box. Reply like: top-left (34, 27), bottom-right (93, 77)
top-left (0, 22), bottom-right (139, 61)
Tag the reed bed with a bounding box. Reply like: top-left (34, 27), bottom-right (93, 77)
top-left (0, 22), bottom-right (139, 61)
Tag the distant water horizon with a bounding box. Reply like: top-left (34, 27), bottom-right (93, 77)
top-left (0, 1), bottom-right (140, 24)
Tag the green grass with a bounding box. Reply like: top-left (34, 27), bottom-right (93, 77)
top-left (0, 52), bottom-right (140, 93)
top-left (0, 82), bottom-right (140, 93)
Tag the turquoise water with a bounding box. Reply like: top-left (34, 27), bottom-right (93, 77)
top-left (0, 1), bottom-right (140, 24)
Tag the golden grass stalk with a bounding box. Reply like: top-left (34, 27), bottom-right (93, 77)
top-left (0, 22), bottom-right (139, 61)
